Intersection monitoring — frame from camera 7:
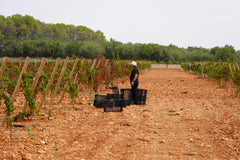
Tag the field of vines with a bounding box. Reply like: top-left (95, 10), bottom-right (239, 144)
top-left (181, 60), bottom-right (240, 97)
top-left (0, 55), bottom-right (151, 138)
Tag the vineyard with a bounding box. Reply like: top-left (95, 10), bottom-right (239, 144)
top-left (181, 60), bottom-right (240, 97)
top-left (0, 56), bottom-right (150, 137)
top-left (1, 57), bottom-right (240, 159)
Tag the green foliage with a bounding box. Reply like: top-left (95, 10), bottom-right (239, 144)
top-left (78, 41), bottom-right (105, 58)
top-left (13, 111), bottom-right (31, 122)
top-left (50, 84), bottom-right (56, 93)
top-left (181, 91), bottom-right (188, 94)
top-left (79, 60), bottom-right (100, 92)
top-left (0, 92), bottom-right (16, 128)
top-left (48, 109), bottom-right (52, 119)
top-left (0, 65), bottom-right (21, 95)
top-left (210, 45), bottom-right (236, 61)
top-left (86, 62), bottom-right (99, 87)
top-left (67, 78), bottom-right (78, 102)
top-left (0, 14), bottom-right (238, 63)
top-left (35, 71), bottom-right (49, 94)
top-left (0, 92), bottom-right (16, 138)
top-left (22, 72), bottom-right (36, 111)
top-left (159, 61), bottom-right (166, 64)
top-left (14, 72), bottom-right (38, 121)
top-left (182, 60), bottom-right (240, 96)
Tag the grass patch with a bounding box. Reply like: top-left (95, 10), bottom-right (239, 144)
top-left (181, 91), bottom-right (188, 94)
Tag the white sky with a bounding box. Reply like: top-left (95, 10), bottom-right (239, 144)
top-left (1, 0), bottom-right (240, 50)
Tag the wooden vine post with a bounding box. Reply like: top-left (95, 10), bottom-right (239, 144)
top-left (201, 62), bottom-right (205, 78)
top-left (105, 59), bottom-right (109, 67)
top-left (106, 62), bottom-right (111, 73)
top-left (91, 59), bottom-right (97, 70)
top-left (94, 59), bottom-right (102, 92)
top-left (106, 60), bottom-right (111, 76)
top-left (99, 59), bottom-right (109, 91)
top-left (229, 63), bottom-right (234, 86)
top-left (49, 57), bottom-right (69, 107)
top-left (34, 58), bottom-right (37, 68)
top-left (229, 64), bottom-right (234, 76)
top-left (73, 58), bottom-right (85, 84)
top-left (69, 58), bottom-right (79, 80)
top-left (38, 58), bottom-right (61, 109)
top-left (58, 58), bottom-right (79, 103)
top-left (2, 57), bottom-right (31, 126)
top-left (236, 63), bottom-right (239, 70)
top-left (22, 58), bottom-right (47, 111)
top-left (80, 58), bottom-right (85, 70)
top-left (12, 57), bottom-right (31, 101)
top-left (96, 59), bottom-right (102, 69)
top-left (0, 57), bottom-right (9, 80)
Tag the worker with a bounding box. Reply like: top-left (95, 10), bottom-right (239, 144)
top-left (130, 61), bottom-right (139, 105)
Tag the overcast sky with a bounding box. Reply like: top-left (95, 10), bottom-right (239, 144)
top-left (1, 0), bottom-right (240, 50)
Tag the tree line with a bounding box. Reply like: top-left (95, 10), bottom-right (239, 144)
top-left (1, 14), bottom-right (239, 63)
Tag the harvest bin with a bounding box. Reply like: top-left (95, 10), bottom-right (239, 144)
top-left (120, 88), bottom-right (148, 105)
top-left (104, 99), bottom-right (123, 112)
top-left (94, 94), bottom-right (107, 108)
top-left (93, 87), bottom-right (147, 112)
top-left (120, 89), bottom-right (132, 106)
top-left (94, 93), bottom-right (123, 112)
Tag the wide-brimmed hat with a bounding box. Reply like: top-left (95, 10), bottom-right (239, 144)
top-left (130, 61), bottom-right (137, 67)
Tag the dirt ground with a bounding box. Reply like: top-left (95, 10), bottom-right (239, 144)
top-left (0, 69), bottom-right (240, 160)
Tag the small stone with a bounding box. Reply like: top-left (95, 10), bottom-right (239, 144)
top-left (38, 149), bottom-right (45, 154)
top-left (19, 144), bottom-right (25, 150)
top-left (24, 153), bottom-right (33, 160)
top-left (222, 137), bottom-right (229, 141)
top-left (159, 139), bottom-right (165, 143)
top-left (199, 153), bottom-right (204, 157)
top-left (11, 154), bottom-right (17, 159)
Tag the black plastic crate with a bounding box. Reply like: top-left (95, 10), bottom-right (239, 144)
top-left (120, 89), bottom-right (132, 100)
top-left (107, 93), bottom-right (123, 99)
top-left (111, 87), bottom-right (119, 94)
top-left (94, 99), bottom-right (107, 108)
top-left (123, 100), bottom-right (131, 107)
top-left (94, 94), bottom-right (107, 108)
top-left (104, 99), bottom-right (123, 112)
top-left (120, 89), bottom-right (132, 106)
top-left (95, 94), bottom-right (107, 100)
top-left (106, 86), bottom-right (119, 94)
top-left (136, 89), bottom-right (147, 105)
top-left (121, 88), bottom-right (147, 105)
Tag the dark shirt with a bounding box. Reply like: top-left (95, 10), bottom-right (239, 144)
top-left (130, 67), bottom-right (139, 83)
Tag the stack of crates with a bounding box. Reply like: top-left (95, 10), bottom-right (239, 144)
top-left (93, 87), bottom-right (123, 112)
top-left (104, 93), bottom-right (123, 112)
top-left (94, 87), bottom-right (148, 112)
top-left (120, 88), bottom-right (147, 105)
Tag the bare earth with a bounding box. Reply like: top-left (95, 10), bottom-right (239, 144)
top-left (0, 69), bottom-right (240, 160)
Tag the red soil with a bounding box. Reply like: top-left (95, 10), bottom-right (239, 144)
top-left (0, 69), bottom-right (240, 160)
